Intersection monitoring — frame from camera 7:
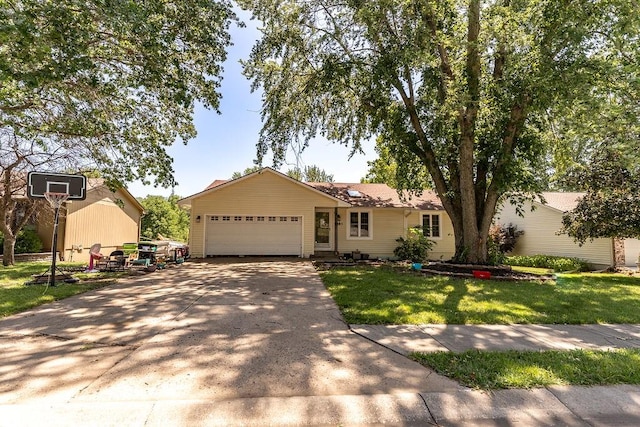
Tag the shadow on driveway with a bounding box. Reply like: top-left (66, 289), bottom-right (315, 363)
top-left (0, 259), bottom-right (461, 408)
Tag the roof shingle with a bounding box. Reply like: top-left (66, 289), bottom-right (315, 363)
top-left (307, 182), bottom-right (444, 210)
top-left (539, 192), bottom-right (585, 212)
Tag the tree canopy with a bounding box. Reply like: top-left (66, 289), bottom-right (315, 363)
top-left (1, 0), bottom-right (235, 186)
top-left (231, 166), bottom-right (262, 179)
top-left (561, 149), bottom-right (640, 244)
top-left (0, 0), bottom-right (235, 264)
top-left (239, 0), bottom-right (639, 263)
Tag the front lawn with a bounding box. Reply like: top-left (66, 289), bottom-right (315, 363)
top-left (0, 262), bottom-right (120, 317)
top-left (411, 348), bottom-right (640, 389)
top-left (320, 266), bottom-right (640, 324)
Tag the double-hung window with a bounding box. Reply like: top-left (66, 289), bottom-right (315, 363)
top-left (348, 210), bottom-right (372, 239)
top-left (422, 214), bottom-right (441, 238)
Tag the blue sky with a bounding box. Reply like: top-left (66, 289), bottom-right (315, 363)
top-left (127, 10), bottom-right (376, 199)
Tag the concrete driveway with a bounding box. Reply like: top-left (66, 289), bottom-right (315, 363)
top-left (0, 259), bottom-right (460, 425)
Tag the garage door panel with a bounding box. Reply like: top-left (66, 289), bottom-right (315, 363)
top-left (206, 216), bottom-right (302, 256)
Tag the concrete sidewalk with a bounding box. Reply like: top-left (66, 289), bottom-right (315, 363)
top-left (351, 323), bottom-right (640, 355)
top-left (351, 323), bottom-right (640, 426)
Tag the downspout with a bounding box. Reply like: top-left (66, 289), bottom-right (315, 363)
top-left (334, 207), bottom-right (339, 255)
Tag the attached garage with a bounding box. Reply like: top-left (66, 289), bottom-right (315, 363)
top-left (205, 215), bottom-right (303, 256)
top-left (178, 168), bottom-right (350, 258)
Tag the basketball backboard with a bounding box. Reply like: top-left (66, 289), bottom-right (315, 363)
top-left (27, 171), bottom-right (87, 200)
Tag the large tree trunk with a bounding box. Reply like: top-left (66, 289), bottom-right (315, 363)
top-left (447, 201), bottom-right (490, 264)
top-left (2, 234), bottom-right (16, 266)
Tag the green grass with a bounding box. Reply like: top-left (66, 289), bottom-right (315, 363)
top-left (511, 265), bottom-right (554, 275)
top-left (411, 349), bottom-right (640, 389)
top-left (320, 266), bottom-right (640, 324)
top-left (0, 262), bottom-right (121, 317)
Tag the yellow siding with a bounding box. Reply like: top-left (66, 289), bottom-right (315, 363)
top-left (405, 211), bottom-right (456, 261)
top-left (35, 208), bottom-right (55, 252)
top-left (188, 171), bottom-right (342, 258)
top-left (496, 201), bottom-right (614, 267)
top-left (62, 187), bottom-right (141, 262)
top-left (334, 208), bottom-right (456, 260)
top-left (335, 208), bottom-right (405, 258)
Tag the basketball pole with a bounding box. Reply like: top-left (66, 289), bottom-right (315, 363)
top-left (50, 203), bottom-right (61, 287)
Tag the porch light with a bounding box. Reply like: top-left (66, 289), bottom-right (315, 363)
top-left (196, 215), bottom-right (201, 223)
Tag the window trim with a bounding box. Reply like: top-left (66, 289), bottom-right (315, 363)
top-left (346, 209), bottom-right (373, 240)
top-left (421, 212), bottom-right (442, 240)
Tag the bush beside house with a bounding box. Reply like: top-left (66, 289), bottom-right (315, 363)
top-left (0, 227), bottom-right (43, 254)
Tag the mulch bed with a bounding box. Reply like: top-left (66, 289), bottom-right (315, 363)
top-left (420, 262), bottom-right (554, 281)
top-left (314, 259), bottom-right (553, 281)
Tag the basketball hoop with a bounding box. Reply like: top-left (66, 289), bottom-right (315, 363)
top-left (44, 192), bottom-right (70, 209)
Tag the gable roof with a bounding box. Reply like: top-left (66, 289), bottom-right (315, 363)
top-left (178, 167), bottom-right (351, 207)
top-left (205, 179), bottom-right (228, 190)
top-left (308, 182), bottom-right (444, 210)
top-left (538, 192), bottom-right (585, 212)
top-left (181, 167), bottom-right (446, 210)
top-left (89, 179), bottom-right (144, 213)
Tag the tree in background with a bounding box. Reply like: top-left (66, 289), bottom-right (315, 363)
top-left (362, 139), bottom-right (398, 187)
top-left (361, 136), bottom-right (431, 189)
top-left (0, 0), bottom-right (235, 264)
top-left (286, 165), bottom-right (334, 182)
top-left (561, 149), bottom-right (640, 245)
top-left (139, 195), bottom-right (190, 243)
top-left (231, 166), bottom-right (262, 179)
top-left (239, 0), bottom-right (638, 263)
top-left (231, 165), bottom-right (335, 182)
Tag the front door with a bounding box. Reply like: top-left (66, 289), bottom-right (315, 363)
top-left (314, 210), bottom-right (333, 251)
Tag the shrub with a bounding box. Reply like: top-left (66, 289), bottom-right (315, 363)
top-left (0, 228), bottom-right (43, 254)
top-left (506, 254), bottom-right (590, 272)
top-left (487, 238), bottom-right (506, 266)
top-left (394, 227), bottom-right (434, 263)
top-left (489, 223), bottom-right (524, 254)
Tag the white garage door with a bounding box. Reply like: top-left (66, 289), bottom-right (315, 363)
top-left (625, 239), bottom-right (640, 266)
top-left (205, 215), bottom-right (302, 256)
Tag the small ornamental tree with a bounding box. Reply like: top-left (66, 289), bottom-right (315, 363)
top-left (489, 223), bottom-right (524, 254)
top-left (561, 149), bottom-right (640, 245)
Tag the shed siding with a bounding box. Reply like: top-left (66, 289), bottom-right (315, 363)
top-left (62, 187), bottom-right (141, 262)
top-left (497, 201), bottom-right (614, 267)
top-left (188, 172), bottom-right (340, 258)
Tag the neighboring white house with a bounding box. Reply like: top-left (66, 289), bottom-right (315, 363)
top-left (497, 192), bottom-right (640, 269)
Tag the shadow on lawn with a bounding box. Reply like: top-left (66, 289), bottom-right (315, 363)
top-left (442, 280), bottom-right (468, 324)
